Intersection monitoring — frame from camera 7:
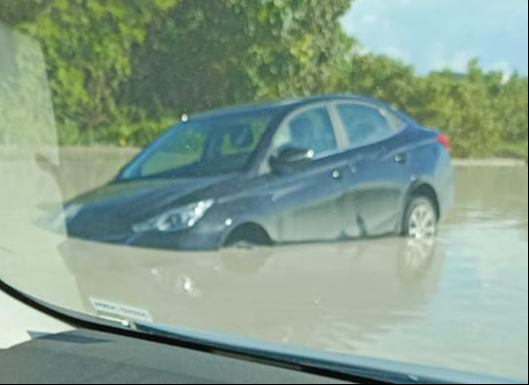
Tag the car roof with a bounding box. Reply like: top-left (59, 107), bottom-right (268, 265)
top-left (190, 95), bottom-right (389, 121)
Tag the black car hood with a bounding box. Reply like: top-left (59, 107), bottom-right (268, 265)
top-left (66, 175), bottom-right (235, 241)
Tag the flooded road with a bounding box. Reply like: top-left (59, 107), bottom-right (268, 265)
top-left (357, 166), bottom-right (528, 380)
top-left (0, 150), bottom-right (527, 381)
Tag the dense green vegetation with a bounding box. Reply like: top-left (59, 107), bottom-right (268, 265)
top-left (1, 0), bottom-right (527, 159)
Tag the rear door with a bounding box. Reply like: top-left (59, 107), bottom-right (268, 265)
top-left (333, 102), bottom-right (411, 238)
top-left (264, 104), bottom-right (350, 243)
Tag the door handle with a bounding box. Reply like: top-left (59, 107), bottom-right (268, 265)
top-left (348, 159), bottom-right (359, 174)
top-left (394, 153), bottom-right (408, 164)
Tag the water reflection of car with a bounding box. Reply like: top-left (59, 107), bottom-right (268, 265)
top-left (5, 237), bottom-right (513, 385)
top-left (63, 96), bottom-right (454, 250)
top-left (60, 237), bottom-right (444, 350)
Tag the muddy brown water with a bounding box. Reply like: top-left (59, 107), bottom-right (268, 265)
top-left (0, 149), bottom-right (527, 381)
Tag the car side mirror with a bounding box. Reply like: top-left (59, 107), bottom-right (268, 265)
top-left (270, 147), bottom-right (315, 174)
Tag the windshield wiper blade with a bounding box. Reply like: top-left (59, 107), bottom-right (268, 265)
top-left (134, 322), bottom-right (517, 385)
top-left (0, 281), bottom-right (521, 385)
top-left (134, 323), bottom-right (403, 384)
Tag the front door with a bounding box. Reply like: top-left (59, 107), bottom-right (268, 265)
top-left (266, 106), bottom-right (348, 243)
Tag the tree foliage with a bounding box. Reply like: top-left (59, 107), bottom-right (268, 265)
top-left (0, 0), bottom-right (527, 159)
top-left (125, 0), bottom-right (353, 115)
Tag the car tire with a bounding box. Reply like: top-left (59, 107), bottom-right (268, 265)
top-left (402, 196), bottom-right (439, 239)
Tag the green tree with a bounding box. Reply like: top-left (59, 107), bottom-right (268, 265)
top-left (334, 53), bottom-right (417, 113)
top-left (2, 0), bottom-right (355, 145)
top-left (492, 75), bottom-right (529, 159)
top-left (0, 0), bottom-right (51, 25)
top-left (229, 0), bottom-right (354, 99)
top-left (1, 0), bottom-right (527, 159)
top-left (3, 0), bottom-right (181, 143)
top-left (126, 0), bottom-right (355, 115)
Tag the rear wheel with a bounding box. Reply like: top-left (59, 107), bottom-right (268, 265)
top-left (403, 197), bottom-right (438, 239)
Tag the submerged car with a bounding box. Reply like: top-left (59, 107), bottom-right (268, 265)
top-left (62, 96), bottom-right (454, 250)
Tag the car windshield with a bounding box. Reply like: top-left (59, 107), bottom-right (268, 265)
top-left (0, 1), bottom-right (527, 384)
top-left (120, 111), bottom-right (278, 180)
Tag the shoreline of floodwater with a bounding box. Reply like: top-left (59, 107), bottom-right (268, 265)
top-left (452, 159), bottom-right (528, 167)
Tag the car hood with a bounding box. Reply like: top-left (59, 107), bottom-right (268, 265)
top-left (66, 175), bottom-right (235, 241)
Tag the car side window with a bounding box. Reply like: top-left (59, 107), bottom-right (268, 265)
top-left (140, 126), bottom-right (207, 177)
top-left (220, 116), bottom-right (270, 157)
top-left (272, 107), bottom-right (338, 158)
top-left (337, 104), bottom-right (402, 149)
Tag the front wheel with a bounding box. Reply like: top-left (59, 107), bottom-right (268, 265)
top-left (403, 197), bottom-right (438, 239)
top-left (223, 225), bottom-right (273, 250)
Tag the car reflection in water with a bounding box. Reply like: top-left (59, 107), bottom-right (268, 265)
top-left (60, 236), bottom-right (443, 352)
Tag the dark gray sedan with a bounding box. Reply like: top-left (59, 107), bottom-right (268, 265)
top-left (62, 95), bottom-right (454, 250)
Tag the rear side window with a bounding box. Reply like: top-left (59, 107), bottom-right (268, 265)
top-left (337, 104), bottom-right (403, 148)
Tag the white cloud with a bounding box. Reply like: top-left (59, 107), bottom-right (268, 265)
top-left (381, 46), bottom-right (412, 64)
top-left (490, 61), bottom-right (514, 83)
top-left (352, 45), bottom-right (371, 56)
top-left (431, 50), bottom-right (477, 73)
top-left (341, 0), bottom-right (528, 75)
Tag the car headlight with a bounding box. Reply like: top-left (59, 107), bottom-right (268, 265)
top-left (132, 200), bottom-right (214, 234)
top-left (38, 203), bottom-right (84, 232)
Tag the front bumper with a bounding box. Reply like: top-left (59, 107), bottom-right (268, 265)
top-left (65, 225), bottom-right (224, 252)
top-left (125, 230), bottom-right (223, 251)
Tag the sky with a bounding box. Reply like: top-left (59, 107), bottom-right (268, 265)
top-left (341, 0), bottom-right (529, 76)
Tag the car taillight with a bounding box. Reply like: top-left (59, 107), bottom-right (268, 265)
top-left (437, 134), bottom-right (450, 150)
